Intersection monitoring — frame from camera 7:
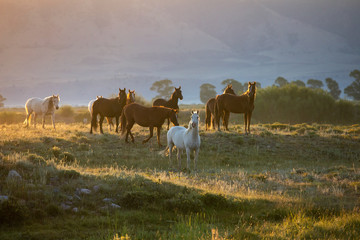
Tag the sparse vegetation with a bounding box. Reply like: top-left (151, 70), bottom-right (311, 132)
top-left (0, 108), bottom-right (359, 239)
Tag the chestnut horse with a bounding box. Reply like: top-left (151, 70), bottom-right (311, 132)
top-left (121, 103), bottom-right (179, 147)
top-left (90, 88), bottom-right (127, 134)
top-left (126, 90), bottom-right (136, 105)
top-left (215, 82), bottom-right (256, 134)
top-left (205, 85), bottom-right (235, 130)
top-left (153, 86), bottom-right (183, 130)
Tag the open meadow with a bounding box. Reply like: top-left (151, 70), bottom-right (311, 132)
top-left (0, 107), bottom-right (360, 239)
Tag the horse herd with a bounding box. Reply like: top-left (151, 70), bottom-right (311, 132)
top-left (23, 82), bottom-right (257, 170)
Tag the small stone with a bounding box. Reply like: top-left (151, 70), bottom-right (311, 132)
top-left (103, 198), bottom-right (113, 203)
top-left (72, 207), bottom-right (79, 213)
top-left (93, 185), bottom-right (101, 192)
top-left (110, 203), bottom-right (121, 209)
top-left (61, 203), bottom-right (71, 210)
top-left (80, 188), bottom-right (91, 195)
top-left (0, 195), bottom-right (9, 202)
top-left (7, 170), bottom-right (22, 181)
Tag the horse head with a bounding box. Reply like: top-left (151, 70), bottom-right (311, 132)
top-left (190, 110), bottom-right (200, 129)
top-left (169, 109), bottom-right (179, 126)
top-left (127, 90), bottom-right (136, 104)
top-left (248, 82), bottom-right (256, 98)
top-left (52, 95), bottom-right (60, 110)
top-left (224, 84), bottom-right (236, 95)
top-left (174, 86), bottom-right (183, 100)
top-left (118, 88), bottom-right (127, 103)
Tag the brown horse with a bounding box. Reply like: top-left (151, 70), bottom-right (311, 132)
top-left (215, 82), bottom-right (256, 134)
top-left (126, 90), bottom-right (136, 105)
top-left (121, 103), bottom-right (179, 147)
top-left (90, 88), bottom-right (127, 134)
top-left (205, 84), bottom-right (235, 130)
top-left (153, 86), bottom-right (183, 130)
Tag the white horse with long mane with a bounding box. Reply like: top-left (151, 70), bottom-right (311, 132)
top-left (24, 95), bottom-right (60, 129)
top-left (166, 111), bottom-right (201, 170)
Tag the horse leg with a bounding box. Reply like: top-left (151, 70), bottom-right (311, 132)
top-left (25, 111), bottom-right (32, 127)
top-left (177, 149), bottom-right (182, 170)
top-left (41, 113), bottom-right (46, 129)
top-left (244, 113), bottom-right (248, 135)
top-left (185, 148), bottom-right (191, 170)
top-left (167, 118), bottom-right (170, 130)
top-left (211, 114), bottom-right (215, 130)
top-left (224, 111), bottom-right (230, 131)
top-left (143, 127), bottom-right (153, 143)
top-left (115, 117), bottom-right (119, 133)
top-left (194, 148), bottom-right (199, 171)
top-left (156, 127), bottom-right (162, 147)
top-left (51, 113), bottom-right (56, 130)
top-left (247, 111), bottom-right (252, 134)
top-left (168, 142), bottom-right (174, 167)
top-left (106, 117), bottom-right (111, 132)
top-left (32, 113), bottom-right (38, 128)
top-left (99, 116), bottom-right (104, 134)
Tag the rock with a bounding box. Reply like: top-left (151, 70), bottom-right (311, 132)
top-left (80, 188), bottom-right (91, 194)
top-left (72, 207), bottom-right (79, 213)
top-left (0, 195), bottom-right (9, 202)
top-left (61, 203), bottom-right (71, 210)
top-left (93, 185), bottom-right (101, 192)
top-left (110, 203), bottom-right (121, 209)
top-left (7, 170), bottom-right (22, 181)
top-left (103, 198), bottom-right (113, 203)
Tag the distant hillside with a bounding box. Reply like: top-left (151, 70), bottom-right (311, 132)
top-left (0, 0), bottom-right (359, 106)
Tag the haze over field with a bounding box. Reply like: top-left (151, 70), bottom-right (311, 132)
top-left (0, 0), bottom-right (359, 106)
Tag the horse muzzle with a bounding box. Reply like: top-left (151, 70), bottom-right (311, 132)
top-left (56, 106), bottom-right (59, 110)
top-left (192, 122), bottom-right (197, 128)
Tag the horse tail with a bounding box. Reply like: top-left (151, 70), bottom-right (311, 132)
top-left (158, 146), bottom-right (169, 157)
top-left (91, 104), bottom-right (98, 131)
top-left (214, 96), bottom-right (220, 128)
top-left (120, 108), bottom-right (127, 136)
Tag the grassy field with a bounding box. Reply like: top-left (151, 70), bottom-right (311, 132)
top-left (0, 108), bottom-right (360, 239)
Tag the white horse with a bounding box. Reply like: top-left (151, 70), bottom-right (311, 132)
top-left (24, 95), bottom-right (60, 129)
top-left (88, 96), bottom-right (114, 131)
top-left (166, 111), bottom-right (201, 170)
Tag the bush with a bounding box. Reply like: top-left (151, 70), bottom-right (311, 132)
top-left (27, 153), bottom-right (46, 165)
top-left (253, 85), bottom-right (360, 124)
top-left (58, 105), bottom-right (75, 118)
top-left (52, 146), bottom-right (61, 158)
top-left (0, 199), bottom-right (29, 226)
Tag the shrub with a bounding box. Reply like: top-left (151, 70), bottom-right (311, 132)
top-left (52, 146), bottom-right (61, 158)
top-left (58, 169), bottom-right (80, 179)
top-left (61, 152), bottom-right (75, 164)
top-left (27, 153), bottom-right (46, 165)
top-left (0, 199), bottom-right (29, 226)
top-left (58, 105), bottom-right (75, 118)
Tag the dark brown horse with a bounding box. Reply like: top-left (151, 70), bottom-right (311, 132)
top-left (90, 88), bottom-right (127, 134)
top-left (153, 86), bottom-right (183, 130)
top-left (215, 82), bottom-right (256, 134)
top-left (205, 84), bottom-right (235, 130)
top-left (121, 103), bottom-right (179, 147)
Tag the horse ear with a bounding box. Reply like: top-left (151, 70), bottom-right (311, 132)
top-left (253, 81), bottom-right (257, 85)
top-left (179, 86), bottom-right (181, 89)
top-left (248, 82), bottom-right (251, 85)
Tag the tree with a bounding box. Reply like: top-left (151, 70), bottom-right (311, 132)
top-left (150, 79), bottom-right (174, 99)
top-left (0, 94), bottom-right (6, 108)
top-left (307, 79), bottom-right (323, 89)
top-left (274, 76), bottom-right (289, 87)
top-left (199, 83), bottom-right (216, 104)
top-left (291, 80), bottom-right (306, 87)
top-left (221, 79), bottom-right (244, 94)
top-left (344, 69), bottom-right (360, 100)
top-left (325, 78), bottom-right (341, 100)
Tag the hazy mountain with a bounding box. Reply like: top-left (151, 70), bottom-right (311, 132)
top-left (0, 0), bottom-right (359, 106)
